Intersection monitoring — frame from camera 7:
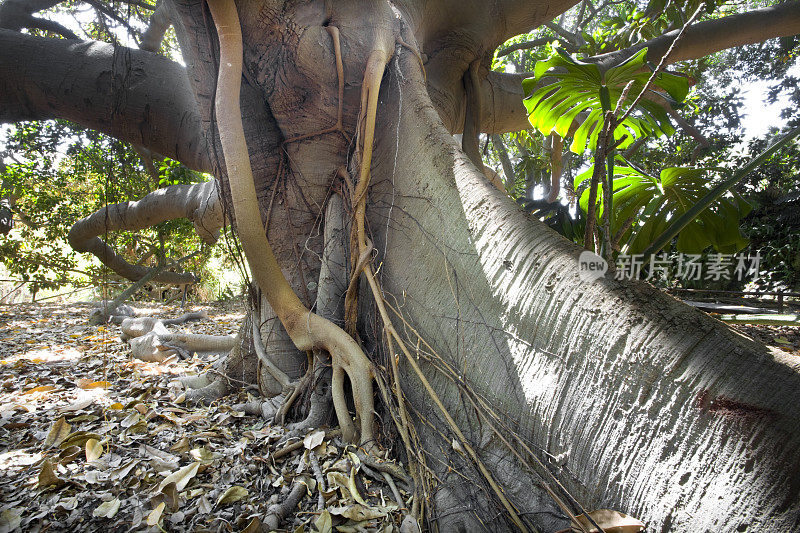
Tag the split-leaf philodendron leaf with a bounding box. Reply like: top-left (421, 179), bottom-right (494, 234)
top-left (574, 163), bottom-right (752, 254)
top-left (522, 47), bottom-right (690, 154)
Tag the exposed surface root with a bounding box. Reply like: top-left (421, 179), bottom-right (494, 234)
top-left (88, 301), bottom-right (135, 325)
top-left (120, 311), bottom-right (233, 362)
top-left (233, 390), bottom-right (287, 418)
top-left (262, 482), bottom-right (306, 530)
top-left (120, 311), bottom-right (208, 339)
top-left (183, 373), bottom-right (228, 403)
top-left (128, 331), bottom-right (236, 362)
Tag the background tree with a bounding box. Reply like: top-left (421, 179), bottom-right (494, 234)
top-left (0, 120), bottom-right (228, 300)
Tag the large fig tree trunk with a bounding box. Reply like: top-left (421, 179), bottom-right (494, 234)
top-left (365, 50), bottom-right (800, 532)
top-left (3, 0), bottom-right (800, 530)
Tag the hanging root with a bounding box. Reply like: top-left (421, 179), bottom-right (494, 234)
top-left (206, 0), bottom-right (399, 448)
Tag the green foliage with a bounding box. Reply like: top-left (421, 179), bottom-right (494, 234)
top-left (0, 120), bottom-right (220, 295)
top-left (517, 198), bottom-right (586, 243)
top-left (584, 0), bottom-right (721, 54)
top-left (574, 162), bottom-right (751, 254)
top-left (523, 48), bottom-right (689, 154)
top-left (743, 194), bottom-right (800, 290)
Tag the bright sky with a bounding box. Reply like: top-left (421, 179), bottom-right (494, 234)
top-left (740, 62), bottom-right (799, 139)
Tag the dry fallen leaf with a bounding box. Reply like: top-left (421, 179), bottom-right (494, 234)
top-left (59, 397), bottom-right (94, 413)
top-left (147, 502), bottom-right (166, 526)
top-left (314, 509), bottom-right (333, 533)
top-left (571, 509), bottom-right (646, 533)
top-left (329, 503), bottom-right (395, 521)
top-left (23, 385), bottom-right (56, 395)
top-left (348, 467), bottom-right (370, 506)
top-left (60, 431), bottom-right (102, 449)
top-left (157, 462), bottom-right (200, 492)
top-left (92, 498), bottom-right (121, 519)
top-left (242, 517), bottom-right (261, 533)
top-left (58, 445), bottom-right (82, 464)
top-left (85, 438), bottom-right (103, 462)
top-left (159, 482), bottom-right (179, 512)
top-left (44, 417), bottom-right (71, 448)
top-left (83, 380), bottom-right (111, 389)
top-left (37, 458), bottom-right (64, 489)
top-left (303, 430), bottom-right (325, 450)
top-left (0, 508), bottom-right (22, 533)
top-left (216, 485), bottom-right (248, 506)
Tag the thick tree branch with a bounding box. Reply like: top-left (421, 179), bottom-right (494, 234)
top-left (67, 180), bottom-right (223, 284)
top-left (0, 0), bottom-right (79, 39)
top-left (0, 29), bottom-right (210, 172)
top-left (495, 0), bottom-right (581, 45)
top-left (543, 20), bottom-right (582, 46)
top-left (140, 0), bottom-right (169, 52)
top-left (498, 37), bottom-right (577, 57)
top-left (0, 0), bottom-right (60, 30)
top-left (478, 70), bottom-right (531, 133)
top-left (483, 2), bottom-right (800, 134)
top-left (25, 16), bottom-right (78, 38)
top-left (593, 2), bottom-right (800, 70)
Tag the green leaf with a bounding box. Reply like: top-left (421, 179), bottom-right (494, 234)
top-left (524, 47), bottom-right (689, 155)
top-left (578, 164), bottom-right (750, 255)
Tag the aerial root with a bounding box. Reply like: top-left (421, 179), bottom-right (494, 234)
top-left (207, 0), bottom-right (385, 449)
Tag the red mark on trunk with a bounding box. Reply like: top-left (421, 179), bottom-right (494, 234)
top-left (695, 390), bottom-right (776, 421)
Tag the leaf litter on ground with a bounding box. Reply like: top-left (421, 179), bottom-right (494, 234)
top-left (0, 301), bottom-right (413, 531)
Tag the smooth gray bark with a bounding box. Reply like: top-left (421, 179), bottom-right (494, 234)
top-left (0, 29), bottom-right (210, 172)
top-left (366, 49), bottom-right (800, 532)
top-left (68, 180), bottom-right (223, 284)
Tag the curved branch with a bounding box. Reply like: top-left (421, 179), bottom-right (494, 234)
top-left (593, 2), bottom-right (800, 70)
top-left (482, 2), bottom-right (800, 134)
top-left (140, 0), bottom-right (169, 52)
top-left (498, 37), bottom-right (577, 57)
top-left (67, 180), bottom-right (223, 284)
top-left (0, 0), bottom-right (78, 39)
top-left (0, 29), bottom-right (210, 172)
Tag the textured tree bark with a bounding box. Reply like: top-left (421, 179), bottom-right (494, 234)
top-left (3, 0), bottom-right (800, 530)
top-left (0, 29), bottom-right (210, 172)
top-left (365, 49), bottom-right (800, 532)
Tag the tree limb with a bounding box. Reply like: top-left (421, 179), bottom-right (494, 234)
top-left (592, 1), bottom-right (800, 70)
top-left (0, 29), bottom-right (210, 172)
top-left (482, 2), bottom-right (800, 134)
top-left (140, 0), bottom-right (169, 52)
top-left (67, 180), bottom-right (223, 284)
top-left (498, 37), bottom-right (577, 57)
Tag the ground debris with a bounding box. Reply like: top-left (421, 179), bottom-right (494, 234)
top-left (0, 302), bottom-right (412, 532)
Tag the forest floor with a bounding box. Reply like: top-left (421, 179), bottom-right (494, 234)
top-left (0, 301), bottom-right (410, 532)
top-left (0, 302), bottom-right (798, 532)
